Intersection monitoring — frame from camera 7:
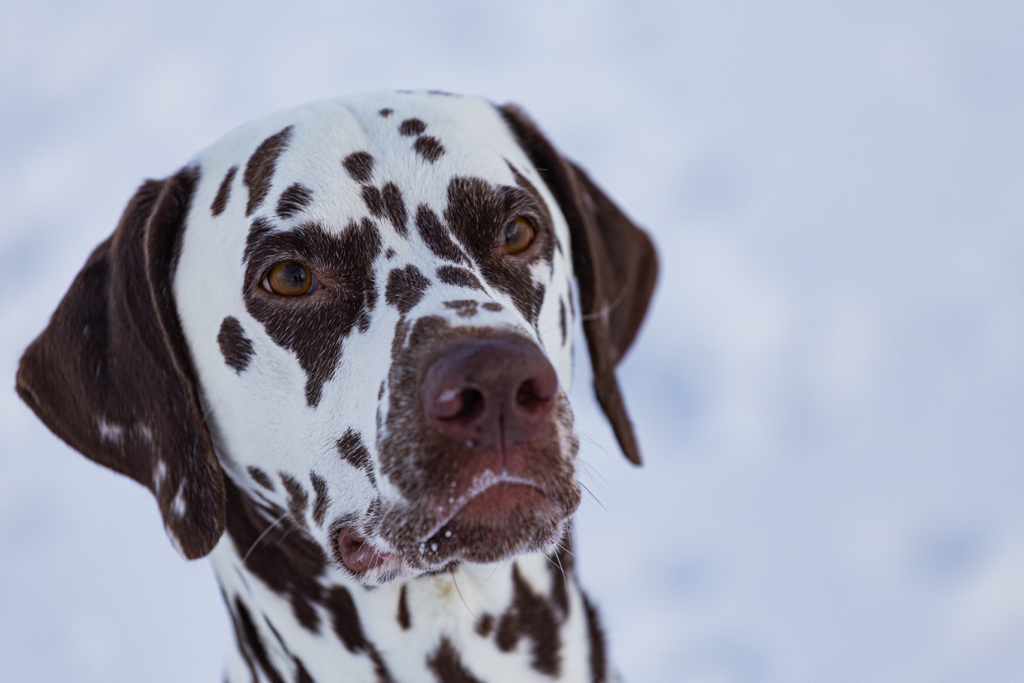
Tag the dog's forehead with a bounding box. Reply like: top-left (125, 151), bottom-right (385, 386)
top-left (193, 92), bottom-right (534, 225)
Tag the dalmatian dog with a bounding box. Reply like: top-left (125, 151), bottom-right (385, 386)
top-left (17, 91), bottom-right (657, 682)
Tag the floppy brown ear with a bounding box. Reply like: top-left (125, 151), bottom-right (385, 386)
top-left (16, 166), bottom-right (226, 558)
top-left (499, 105), bottom-right (658, 465)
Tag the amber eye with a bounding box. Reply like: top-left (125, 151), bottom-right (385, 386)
top-left (503, 216), bottom-right (535, 254)
top-left (264, 261), bottom-right (317, 296)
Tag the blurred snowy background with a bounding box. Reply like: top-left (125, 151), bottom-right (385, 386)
top-left (2, 1), bottom-right (1023, 681)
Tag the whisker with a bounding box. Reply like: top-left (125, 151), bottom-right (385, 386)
top-left (551, 543), bottom-right (571, 602)
top-left (576, 431), bottom-right (613, 460)
top-left (450, 569), bottom-right (478, 620)
top-left (242, 512), bottom-right (288, 564)
top-left (580, 283), bottom-right (630, 322)
top-left (467, 562), bottom-right (502, 598)
top-left (579, 481), bottom-right (607, 512)
top-left (577, 458), bottom-right (625, 504)
top-left (557, 542), bottom-right (579, 562)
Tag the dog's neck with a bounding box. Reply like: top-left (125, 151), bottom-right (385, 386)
top-left (211, 478), bottom-right (609, 683)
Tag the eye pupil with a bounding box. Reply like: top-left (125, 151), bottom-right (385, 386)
top-left (267, 261), bottom-right (313, 295)
top-left (503, 217), bottom-right (535, 254)
top-left (283, 265), bottom-right (304, 286)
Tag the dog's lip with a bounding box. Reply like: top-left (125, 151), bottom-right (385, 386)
top-left (335, 474), bottom-right (550, 574)
top-left (420, 470), bottom-right (551, 540)
top-left (337, 526), bottom-right (393, 573)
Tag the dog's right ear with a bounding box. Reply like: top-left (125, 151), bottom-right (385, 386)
top-left (16, 167), bottom-right (226, 559)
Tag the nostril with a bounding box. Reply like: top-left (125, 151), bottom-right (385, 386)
top-left (421, 335), bottom-right (558, 449)
top-left (431, 384), bottom-right (486, 422)
top-left (453, 388), bottom-right (484, 420)
top-left (515, 378), bottom-right (554, 411)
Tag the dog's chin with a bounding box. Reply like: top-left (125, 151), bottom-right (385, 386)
top-left (345, 482), bottom-right (577, 585)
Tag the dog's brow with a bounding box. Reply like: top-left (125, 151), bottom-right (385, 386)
top-left (506, 165), bottom-right (558, 251)
top-left (243, 219), bottom-right (350, 273)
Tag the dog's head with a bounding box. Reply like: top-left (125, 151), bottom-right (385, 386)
top-left (17, 92), bottom-right (657, 585)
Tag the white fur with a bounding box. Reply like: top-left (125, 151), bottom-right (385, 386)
top-left (174, 91), bottom-right (597, 682)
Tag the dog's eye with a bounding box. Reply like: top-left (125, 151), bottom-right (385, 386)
top-left (263, 261), bottom-right (318, 296)
top-left (502, 216), bottom-right (535, 255)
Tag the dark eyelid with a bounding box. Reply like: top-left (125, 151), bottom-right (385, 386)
top-left (502, 196), bottom-right (544, 229)
top-left (243, 222), bottom-right (326, 290)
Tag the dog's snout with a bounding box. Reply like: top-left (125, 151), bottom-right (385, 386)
top-left (420, 336), bottom-right (558, 450)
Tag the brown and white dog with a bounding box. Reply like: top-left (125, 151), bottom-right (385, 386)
top-left (17, 92), bottom-right (657, 683)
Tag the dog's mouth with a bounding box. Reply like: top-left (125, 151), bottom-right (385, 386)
top-left (337, 475), bottom-right (570, 575)
top-left (337, 526), bottom-right (393, 573)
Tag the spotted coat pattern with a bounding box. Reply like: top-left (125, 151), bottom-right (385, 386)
top-left (19, 91), bottom-right (658, 683)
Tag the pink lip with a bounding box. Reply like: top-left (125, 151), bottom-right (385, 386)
top-left (337, 526), bottom-right (392, 573)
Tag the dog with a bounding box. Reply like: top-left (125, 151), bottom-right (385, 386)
top-left (17, 91), bottom-right (657, 682)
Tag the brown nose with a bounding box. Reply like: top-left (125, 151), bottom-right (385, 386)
top-left (420, 336), bottom-right (558, 451)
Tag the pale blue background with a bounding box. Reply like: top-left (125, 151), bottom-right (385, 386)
top-left (2, 1), bottom-right (1023, 681)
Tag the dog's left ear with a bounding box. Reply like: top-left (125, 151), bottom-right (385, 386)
top-left (499, 104), bottom-right (658, 466)
top-left (16, 166), bottom-right (226, 558)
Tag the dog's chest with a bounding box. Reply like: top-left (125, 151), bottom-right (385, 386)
top-left (212, 539), bottom-right (602, 683)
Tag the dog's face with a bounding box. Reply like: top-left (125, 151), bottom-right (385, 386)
top-left (17, 92), bottom-right (657, 585)
top-left (177, 94), bottom-right (579, 583)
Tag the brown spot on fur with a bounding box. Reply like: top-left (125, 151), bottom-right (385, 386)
top-left (414, 135), bottom-right (445, 163)
top-left (243, 219), bottom-right (382, 407)
top-left (389, 316), bottom-right (411, 363)
top-left (280, 472), bottom-right (309, 528)
top-left (381, 183), bottom-right (408, 237)
top-left (443, 300), bottom-right (478, 318)
top-left (426, 638), bottom-right (484, 683)
top-left (343, 151), bottom-right (374, 183)
top-left (337, 429), bottom-right (375, 485)
top-left (362, 185), bottom-right (385, 218)
top-left (247, 466), bottom-right (275, 491)
top-left (244, 126), bottom-right (293, 216)
top-left (361, 184), bottom-right (408, 237)
top-left (217, 316), bottom-right (254, 373)
top-left (379, 108), bottom-right (393, 118)
top-left (548, 530), bottom-right (575, 621)
top-left (276, 183), bottom-right (313, 219)
top-left (399, 118), bottom-right (426, 136)
top-left (225, 596), bottom-right (259, 680)
top-left (211, 165), bottom-right (237, 216)
top-left (442, 176), bottom-right (552, 326)
top-left (310, 472), bottom-right (329, 526)
top-left (583, 591), bottom-right (608, 682)
top-left (559, 298), bottom-right (567, 346)
top-left (436, 265), bottom-right (483, 291)
top-left (397, 584), bottom-right (411, 630)
top-left (385, 265), bottom-right (431, 315)
top-left (326, 586), bottom-right (363, 651)
top-left (294, 657), bottom-right (314, 683)
top-left (234, 598), bottom-right (287, 683)
top-left (482, 302), bottom-right (503, 312)
top-left (325, 586), bottom-right (396, 681)
top-left (415, 205), bottom-right (467, 265)
top-left (223, 477), bottom-right (327, 633)
top-left (495, 564), bottom-right (561, 676)
top-left (475, 613), bottom-right (494, 637)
